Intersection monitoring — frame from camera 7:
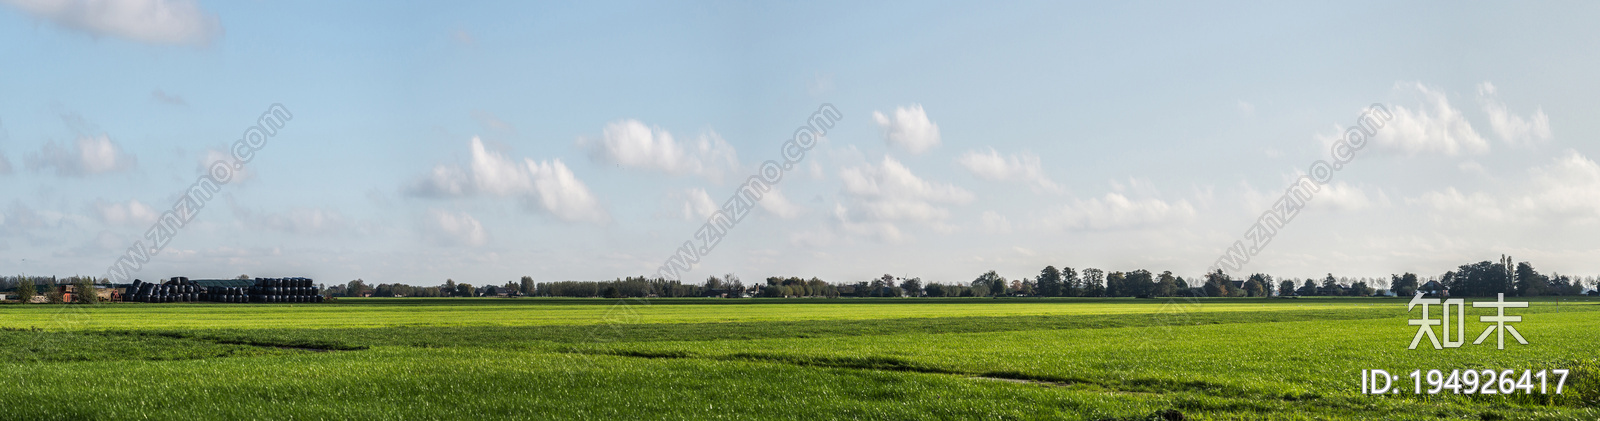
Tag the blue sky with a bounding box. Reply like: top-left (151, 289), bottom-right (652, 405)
top-left (3, 1), bottom-right (1599, 287)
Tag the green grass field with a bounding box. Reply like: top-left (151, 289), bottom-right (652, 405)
top-left (0, 297), bottom-right (1595, 420)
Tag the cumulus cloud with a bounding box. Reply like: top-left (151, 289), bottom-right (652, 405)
top-left (1363, 83), bottom-right (1489, 156)
top-left (834, 156), bottom-right (973, 241)
top-left (425, 209), bottom-right (487, 247)
top-left (93, 199), bottom-right (158, 226)
top-left (2, 0), bottom-right (222, 46)
top-left (872, 104), bottom-right (941, 154)
top-left (408, 137), bottom-right (608, 224)
top-left (1412, 150), bottom-right (1600, 225)
top-left (526, 159), bottom-right (607, 224)
top-left (957, 147), bottom-right (1061, 192)
top-left (1477, 82), bottom-right (1552, 147)
top-left (1036, 192), bottom-right (1196, 231)
top-left (579, 119), bottom-right (738, 180)
top-left (26, 134), bottom-right (137, 176)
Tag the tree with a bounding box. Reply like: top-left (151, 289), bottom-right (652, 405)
top-left (1081, 269), bottom-right (1105, 297)
top-left (973, 271), bottom-right (1004, 297)
top-left (455, 283), bottom-right (473, 297)
top-left (75, 277), bottom-right (97, 304)
top-left (1203, 270), bottom-right (1231, 297)
top-left (1320, 274), bottom-right (1342, 296)
top-left (1036, 266), bottom-right (1063, 297)
top-left (899, 278), bottom-right (923, 297)
top-left (1349, 281), bottom-right (1376, 297)
top-left (1514, 262), bottom-right (1548, 296)
top-left (704, 276), bottom-right (724, 291)
top-left (236, 274), bottom-right (251, 280)
top-left (1392, 273), bottom-right (1419, 297)
top-left (347, 279), bottom-right (369, 297)
top-left (16, 277), bottom-right (35, 303)
top-left (924, 283), bottom-right (946, 297)
top-left (520, 276), bottom-right (535, 296)
top-left (1246, 273), bottom-right (1271, 297)
top-left (1155, 271), bottom-right (1178, 297)
top-left (973, 271), bottom-right (1007, 297)
top-left (1105, 272), bottom-right (1127, 297)
top-left (1298, 279), bottom-right (1318, 296)
top-left (1126, 270), bottom-right (1154, 297)
top-left (1278, 280), bottom-right (1296, 297)
top-left (1060, 267), bottom-right (1079, 297)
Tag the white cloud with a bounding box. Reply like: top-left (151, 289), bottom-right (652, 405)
top-left (1309, 182), bottom-right (1380, 212)
top-left (408, 137), bottom-right (607, 224)
top-left (757, 188), bottom-right (803, 219)
top-left (1477, 82), bottom-right (1552, 147)
top-left (1412, 150), bottom-right (1600, 226)
top-left (93, 199), bottom-right (158, 226)
top-left (1365, 83), bottom-right (1488, 156)
top-left (26, 134), bottom-right (136, 176)
top-left (469, 137), bottom-right (534, 196)
top-left (680, 188), bottom-right (717, 220)
top-left (957, 147), bottom-right (1061, 192)
top-left (526, 159), bottom-right (608, 224)
top-left (872, 104), bottom-right (941, 154)
top-left (410, 165), bottom-right (471, 197)
top-left (579, 119), bottom-right (738, 180)
top-left (2, 0), bottom-right (222, 46)
top-left (980, 211), bottom-right (1012, 234)
top-left (1036, 192), bottom-right (1196, 231)
top-left (425, 209), bottom-right (487, 247)
top-left (1518, 149), bottom-right (1600, 222)
top-left (834, 156), bottom-right (972, 241)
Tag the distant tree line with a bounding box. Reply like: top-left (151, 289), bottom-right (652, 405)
top-left (15, 254), bottom-right (1596, 304)
top-left (327, 256), bottom-right (1599, 300)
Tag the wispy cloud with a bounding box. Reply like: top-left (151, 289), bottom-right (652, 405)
top-left (150, 89), bottom-right (186, 106)
top-left (2, 0), bottom-right (223, 46)
top-left (957, 147), bottom-right (1061, 193)
top-left (1477, 82), bottom-right (1551, 147)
